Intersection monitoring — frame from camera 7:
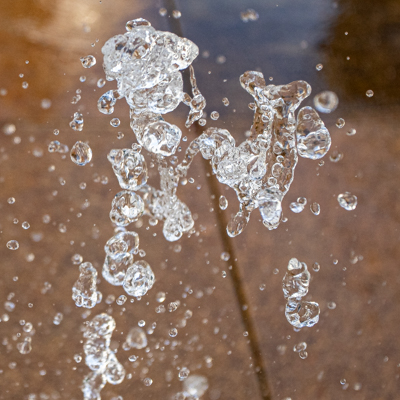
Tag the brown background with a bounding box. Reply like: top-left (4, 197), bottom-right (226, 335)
top-left (0, 0), bottom-right (400, 399)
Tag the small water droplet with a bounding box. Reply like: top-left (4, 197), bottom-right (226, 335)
top-left (219, 195), bottom-right (228, 210)
top-left (316, 63), bottom-right (323, 71)
top-left (110, 118), bottom-right (120, 127)
top-left (70, 141), bottom-right (92, 166)
top-left (80, 55), bottom-right (96, 68)
top-left (310, 202), bottom-right (320, 215)
top-left (313, 91), bottom-right (339, 113)
top-left (222, 97), bottom-right (229, 106)
top-left (337, 192), bottom-right (357, 210)
top-left (22, 221), bottom-right (30, 229)
top-left (336, 118), bottom-right (345, 128)
top-left (366, 90), bottom-right (374, 97)
top-left (210, 111), bottom-right (219, 120)
top-left (6, 240), bottom-right (19, 250)
top-left (169, 328), bottom-right (178, 337)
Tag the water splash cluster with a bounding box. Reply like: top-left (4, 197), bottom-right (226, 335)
top-left (82, 313), bottom-right (125, 400)
top-left (192, 72), bottom-right (331, 236)
top-left (72, 262), bottom-right (98, 308)
top-left (282, 258), bottom-right (320, 328)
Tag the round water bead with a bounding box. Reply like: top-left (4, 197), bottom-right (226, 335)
top-left (69, 112), bottom-right (84, 131)
top-left (169, 328), bottom-right (178, 337)
top-left (337, 192), bottom-right (357, 210)
top-left (366, 89), bottom-right (374, 97)
top-left (156, 292), bottom-right (166, 303)
top-left (222, 97), bottom-right (229, 106)
top-left (312, 262), bottom-right (320, 272)
top-left (70, 141), bottom-right (92, 166)
top-left (172, 10), bottom-right (181, 18)
top-left (346, 128), bottom-right (356, 136)
top-left (210, 111), bottom-right (219, 120)
top-left (126, 327), bottom-right (147, 349)
top-left (336, 118), bottom-right (345, 128)
top-left (313, 91), bottom-right (339, 113)
top-left (110, 118), bottom-right (120, 127)
top-left (310, 202), bottom-right (320, 215)
top-left (6, 240), bottom-right (19, 250)
top-left (178, 367), bottom-right (190, 381)
top-left (98, 90), bottom-right (117, 115)
top-left (219, 195), bottom-right (228, 210)
top-left (123, 260), bottom-right (155, 297)
top-left (7, 197), bottom-right (15, 204)
top-left (22, 221), bottom-right (30, 229)
top-left (80, 55), bottom-right (96, 68)
top-left (315, 63), bottom-right (323, 71)
top-left (17, 337), bottom-right (32, 354)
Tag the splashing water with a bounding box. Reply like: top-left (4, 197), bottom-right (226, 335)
top-left (282, 258), bottom-right (320, 328)
top-left (72, 262), bottom-right (98, 308)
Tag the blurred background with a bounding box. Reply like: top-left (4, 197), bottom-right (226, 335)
top-left (1, 0), bottom-right (400, 399)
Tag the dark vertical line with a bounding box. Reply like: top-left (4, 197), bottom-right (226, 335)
top-left (163, 1), bottom-right (272, 399)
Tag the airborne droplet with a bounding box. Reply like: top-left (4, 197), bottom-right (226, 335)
top-left (70, 141), bottom-right (92, 166)
top-left (80, 55), bottom-right (96, 68)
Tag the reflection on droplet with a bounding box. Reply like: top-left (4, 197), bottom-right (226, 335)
top-left (70, 141), bottom-right (92, 166)
top-left (80, 55), bottom-right (96, 68)
top-left (313, 91), bottom-right (339, 113)
top-left (6, 240), bottom-right (19, 250)
top-left (337, 192), bottom-right (357, 210)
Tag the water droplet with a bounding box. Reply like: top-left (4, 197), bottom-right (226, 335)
top-left (116, 295), bottom-right (127, 305)
top-left (156, 292), bottom-right (166, 303)
top-left (316, 63), bottom-right (323, 71)
top-left (172, 10), bottom-right (181, 18)
top-left (293, 342), bottom-right (307, 352)
top-left (178, 367), bottom-right (190, 381)
top-left (329, 151), bottom-right (343, 162)
top-left (72, 262), bottom-right (98, 308)
top-left (336, 118), bottom-right (345, 128)
top-left (310, 202), bottom-right (320, 215)
top-left (98, 90), bottom-right (117, 114)
top-left (312, 262), bottom-right (320, 272)
top-left (290, 201), bottom-right (305, 213)
top-left (53, 312), bottom-right (63, 325)
top-left (299, 350), bottom-right (308, 359)
top-left (22, 82), bottom-right (29, 89)
top-left (80, 55), bottom-right (96, 68)
top-left (366, 90), bottom-right (374, 97)
top-left (110, 118), bottom-right (120, 127)
top-left (74, 354), bottom-right (82, 363)
top-left (159, 7), bottom-right (167, 16)
top-left (337, 192), bottom-right (357, 210)
top-left (346, 128), bottom-right (356, 136)
top-left (169, 328), bottom-right (178, 337)
top-left (296, 107), bottom-right (331, 159)
top-left (7, 197), bottom-right (15, 204)
top-left (69, 112), bottom-right (84, 131)
top-left (17, 337), bottom-right (32, 354)
top-left (240, 9), bottom-right (259, 22)
top-left (72, 254), bottom-right (83, 264)
top-left (219, 195), bottom-right (228, 210)
top-left (143, 377), bottom-right (153, 386)
top-left (126, 327), bottom-right (147, 349)
top-left (222, 97), bottom-right (229, 106)
top-left (220, 252), bottom-right (230, 261)
top-left (313, 91), bottom-right (339, 113)
top-left (96, 78), bottom-right (106, 88)
top-left (70, 141), bottom-right (92, 166)
top-left (123, 260), bottom-right (155, 297)
top-left (6, 240), bottom-right (19, 250)
top-left (327, 301), bottom-right (336, 310)
top-left (210, 111), bottom-right (219, 120)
